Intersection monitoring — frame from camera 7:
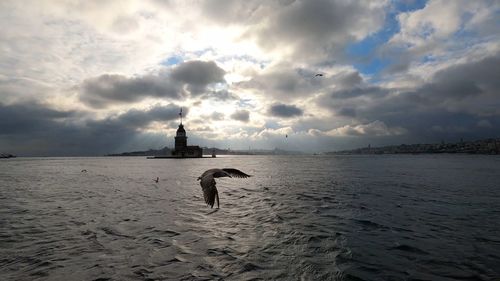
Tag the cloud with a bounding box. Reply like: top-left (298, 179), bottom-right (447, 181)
top-left (236, 64), bottom-right (366, 104)
top-left (334, 71), bottom-right (363, 88)
top-left (170, 60), bottom-right (226, 94)
top-left (383, 0), bottom-right (500, 75)
top-left (324, 121), bottom-right (407, 137)
top-left (111, 15), bottom-right (140, 34)
top-left (331, 86), bottom-right (390, 100)
top-left (389, 0), bottom-right (498, 49)
top-left (111, 104), bottom-right (185, 128)
top-left (79, 73), bottom-right (181, 108)
top-left (0, 102), bottom-right (183, 156)
top-left (254, 126), bottom-right (294, 139)
top-left (79, 60), bottom-right (226, 108)
top-left (318, 52), bottom-right (500, 142)
top-left (230, 109), bottom-right (250, 122)
top-left (251, 0), bottom-right (388, 61)
top-left (199, 0), bottom-right (266, 25)
top-left (194, 112), bottom-right (226, 123)
top-left (200, 90), bottom-right (238, 101)
top-left (268, 103), bottom-right (303, 118)
top-left (237, 64), bottom-right (324, 101)
top-left (425, 54), bottom-right (500, 101)
top-left (0, 102), bottom-right (73, 135)
top-left (1, 1), bottom-right (499, 154)
top-left (477, 119), bottom-right (492, 128)
top-left (336, 107), bottom-right (357, 117)
top-left (208, 112), bottom-right (225, 121)
top-left (195, 0), bottom-right (388, 62)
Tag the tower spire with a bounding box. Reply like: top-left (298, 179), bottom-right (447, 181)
top-left (179, 108), bottom-right (183, 125)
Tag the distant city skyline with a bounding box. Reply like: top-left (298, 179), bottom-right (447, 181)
top-left (1, 0), bottom-right (499, 156)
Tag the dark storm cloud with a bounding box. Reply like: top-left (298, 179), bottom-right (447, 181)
top-left (318, 53), bottom-right (500, 142)
top-left (335, 71), bottom-right (363, 88)
top-left (337, 107), bottom-right (356, 117)
top-left (79, 60), bottom-right (225, 108)
top-left (111, 104), bottom-right (185, 128)
top-left (269, 103), bottom-right (303, 118)
top-left (331, 86), bottom-right (390, 100)
top-left (253, 0), bottom-right (386, 61)
top-left (80, 73), bottom-right (181, 108)
top-left (382, 53), bottom-right (413, 75)
top-left (237, 65), bottom-right (324, 100)
top-left (170, 60), bottom-right (226, 94)
top-left (0, 102), bottom-right (183, 156)
top-left (424, 54), bottom-right (500, 100)
top-left (237, 66), bottom-right (366, 102)
top-left (0, 102), bottom-right (73, 135)
top-left (230, 110), bottom-right (250, 122)
top-left (198, 0), bottom-right (386, 62)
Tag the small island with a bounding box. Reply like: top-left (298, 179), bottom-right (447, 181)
top-left (0, 153), bottom-right (16, 158)
top-left (110, 108), bottom-right (203, 159)
top-left (149, 120), bottom-right (203, 158)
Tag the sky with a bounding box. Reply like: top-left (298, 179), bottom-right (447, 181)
top-left (0, 0), bottom-right (499, 156)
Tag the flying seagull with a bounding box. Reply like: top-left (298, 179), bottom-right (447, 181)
top-left (197, 168), bottom-right (252, 208)
top-left (314, 73), bottom-right (324, 77)
top-left (154, 177), bottom-right (159, 183)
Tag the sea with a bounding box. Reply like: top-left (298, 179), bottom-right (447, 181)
top-left (1, 155), bottom-right (499, 281)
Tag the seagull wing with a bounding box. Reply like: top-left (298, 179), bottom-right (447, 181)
top-left (221, 168), bottom-right (252, 178)
top-left (200, 168), bottom-right (231, 179)
top-left (200, 174), bottom-right (218, 208)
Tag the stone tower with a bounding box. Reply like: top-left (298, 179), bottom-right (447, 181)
top-left (171, 108), bottom-right (202, 158)
top-left (175, 123), bottom-right (187, 150)
top-left (175, 108), bottom-right (187, 151)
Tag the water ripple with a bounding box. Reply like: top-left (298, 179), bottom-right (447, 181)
top-left (1, 155), bottom-right (499, 280)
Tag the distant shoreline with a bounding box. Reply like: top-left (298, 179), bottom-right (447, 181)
top-left (107, 147), bottom-right (304, 157)
top-left (327, 138), bottom-right (500, 155)
top-left (5, 138), bottom-right (499, 157)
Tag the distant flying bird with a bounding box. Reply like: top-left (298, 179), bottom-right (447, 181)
top-left (81, 169), bottom-right (87, 173)
top-left (314, 73), bottom-right (324, 77)
top-left (197, 168), bottom-right (252, 208)
top-left (285, 134), bottom-right (288, 138)
top-left (154, 177), bottom-right (159, 183)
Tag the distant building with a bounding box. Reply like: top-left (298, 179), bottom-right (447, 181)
top-left (171, 109), bottom-right (202, 158)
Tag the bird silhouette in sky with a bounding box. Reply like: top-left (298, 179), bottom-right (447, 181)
top-left (197, 168), bottom-right (252, 208)
top-left (154, 177), bottom-right (159, 183)
top-left (315, 73), bottom-right (324, 77)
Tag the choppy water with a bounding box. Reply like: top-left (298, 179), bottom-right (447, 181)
top-left (1, 155), bottom-right (500, 280)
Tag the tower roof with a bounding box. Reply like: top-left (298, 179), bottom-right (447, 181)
top-left (176, 124), bottom-right (186, 133)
